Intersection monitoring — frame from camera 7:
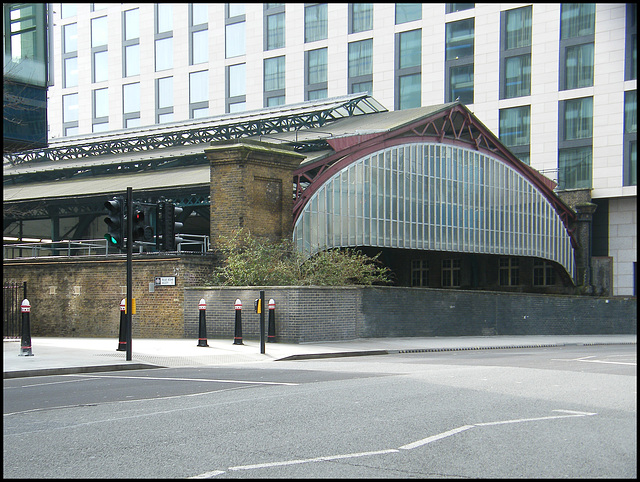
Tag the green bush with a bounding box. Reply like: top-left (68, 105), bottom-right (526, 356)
top-left (212, 229), bottom-right (392, 286)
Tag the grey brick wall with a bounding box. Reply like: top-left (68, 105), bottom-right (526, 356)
top-left (185, 286), bottom-right (636, 343)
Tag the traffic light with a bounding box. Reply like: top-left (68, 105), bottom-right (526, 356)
top-left (131, 202), bottom-right (153, 243)
top-left (104, 196), bottom-right (125, 250)
top-left (156, 201), bottom-right (184, 251)
top-left (163, 202), bottom-right (184, 251)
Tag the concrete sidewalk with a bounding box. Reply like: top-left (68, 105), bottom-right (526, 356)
top-left (3, 334), bottom-right (636, 379)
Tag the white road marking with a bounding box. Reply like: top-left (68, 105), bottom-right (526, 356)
top-left (552, 356), bottom-right (636, 366)
top-left (574, 357), bottom-right (636, 366)
top-left (227, 449), bottom-right (400, 471)
top-left (189, 408), bottom-right (599, 477)
top-left (62, 373), bottom-right (299, 386)
top-left (188, 470), bottom-right (226, 478)
top-left (399, 425), bottom-right (475, 450)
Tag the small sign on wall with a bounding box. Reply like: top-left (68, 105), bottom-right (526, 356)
top-left (155, 276), bottom-right (176, 286)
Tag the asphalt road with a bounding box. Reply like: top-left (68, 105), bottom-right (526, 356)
top-left (3, 345), bottom-right (636, 478)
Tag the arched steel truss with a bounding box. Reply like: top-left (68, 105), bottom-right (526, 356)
top-left (3, 94), bottom-right (386, 167)
top-left (293, 103), bottom-right (577, 246)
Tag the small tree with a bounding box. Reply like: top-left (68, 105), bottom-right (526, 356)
top-left (212, 229), bottom-right (392, 286)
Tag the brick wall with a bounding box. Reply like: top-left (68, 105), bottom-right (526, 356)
top-left (185, 286), bottom-right (636, 343)
top-left (4, 258), bottom-right (635, 341)
top-left (4, 254), bottom-right (215, 338)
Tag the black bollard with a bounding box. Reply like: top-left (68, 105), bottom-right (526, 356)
top-left (233, 298), bottom-right (243, 345)
top-left (19, 299), bottom-right (33, 356)
top-left (267, 298), bottom-right (276, 343)
top-left (117, 298), bottom-right (127, 351)
top-left (197, 298), bottom-right (209, 347)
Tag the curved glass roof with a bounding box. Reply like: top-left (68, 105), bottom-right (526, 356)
top-left (293, 142), bottom-right (575, 278)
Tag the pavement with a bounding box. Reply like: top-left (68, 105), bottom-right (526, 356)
top-left (3, 334), bottom-right (636, 379)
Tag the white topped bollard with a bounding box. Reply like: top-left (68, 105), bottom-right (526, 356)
top-left (233, 299), bottom-right (243, 345)
top-left (267, 298), bottom-right (276, 343)
top-left (19, 299), bottom-right (33, 356)
top-left (197, 298), bottom-right (209, 347)
top-left (117, 298), bottom-right (127, 351)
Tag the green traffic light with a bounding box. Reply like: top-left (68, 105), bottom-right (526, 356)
top-left (105, 234), bottom-right (118, 245)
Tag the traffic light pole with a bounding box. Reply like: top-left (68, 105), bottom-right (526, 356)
top-left (126, 186), bottom-right (133, 361)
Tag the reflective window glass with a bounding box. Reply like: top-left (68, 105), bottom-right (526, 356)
top-left (229, 64), bottom-right (246, 97)
top-left (123, 83), bottom-right (140, 113)
top-left (124, 9), bottom-right (139, 40)
top-left (190, 70), bottom-right (209, 103)
top-left (192, 29), bottom-right (209, 64)
top-left (226, 22), bottom-right (245, 58)
top-left (91, 16), bottom-right (108, 47)
top-left (155, 37), bottom-right (173, 71)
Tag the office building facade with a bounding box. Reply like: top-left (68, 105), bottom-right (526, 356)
top-left (41, 4), bottom-right (637, 295)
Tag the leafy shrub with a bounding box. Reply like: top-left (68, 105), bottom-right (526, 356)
top-left (212, 229), bottom-right (392, 286)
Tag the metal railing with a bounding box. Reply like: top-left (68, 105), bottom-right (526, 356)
top-left (3, 234), bottom-right (210, 260)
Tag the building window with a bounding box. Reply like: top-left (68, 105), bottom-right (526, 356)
top-left (348, 39), bottom-right (373, 94)
top-left (563, 96), bottom-right (593, 140)
top-left (63, 57), bottom-right (78, 89)
top-left (559, 4), bottom-right (595, 91)
top-left (305, 48), bottom-right (328, 100)
top-left (558, 96), bottom-right (593, 190)
top-left (156, 76), bottom-right (173, 124)
top-left (123, 9), bottom-right (140, 78)
top-left (397, 74), bottom-right (421, 110)
top-left (266, 12), bottom-right (285, 51)
top-left (499, 258), bottom-right (520, 286)
top-left (499, 105), bottom-right (530, 164)
top-left (228, 3), bottom-right (245, 18)
top-left (63, 22), bottom-right (78, 53)
top-left (155, 37), bottom-right (173, 72)
top-left (62, 23), bottom-right (78, 88)
top-left (93, 50), bottom-right (108, 83)
top-left (533, 260), bottom-right (556, 286)
top-left (625, 4), bottom-right (637, 81)
top-left (190, 4), bottom-right (208, 65)
top-left (124, 8), bottom-right (139, 40)
top-left (62, 92), bottom-right (79, 135)
top-left (411, 260), bottom-right (429, 287)
top-left (442, 259), bottom-right (461, 288)
top-left (624, 90), bottom-right (637, 186)
top-left (500, 6), bottom-right (531, 99)
top-left (156, 4), bottom-right (173, 33)
top-left (155, 5), bottom-right (173, 72)
top-left (395, 4), bottom-right (421, 24)
top-left (264, 56), bottom-right (285, 107)
top-left (226, 20), bottom-right (245, 58)
top-left (226, 63), bottom-right (246, 113)
top-left (91, 16), bottom-right (108, 83)
top-left (93, 87), bottom-right (108, 122)
top-left (305, 4), bottom-right (327, 43)
top-left (61, 4), bottom-right (77, 18)
top-left (349, 3), bottom-right (372, 34)
top-left (446, 4), bottom-right (474, 14)
top-left (561, 4), bottom-right (595, 40)
top-left (91, 16), bottom-right (108, 47)
top-left (123, 82), bottom-right (140, 127)
top-left (565, 43), bottom-right (594, 90)
top-left (189, 70), bottom-right (209, 119)
top-left (445, 18), bottom-right (474, 104)
top-left (395, 29), bottom-right (421, 110)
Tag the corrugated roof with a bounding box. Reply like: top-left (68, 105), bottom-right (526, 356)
top-left (3, 166), bottom-right (210, 202)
